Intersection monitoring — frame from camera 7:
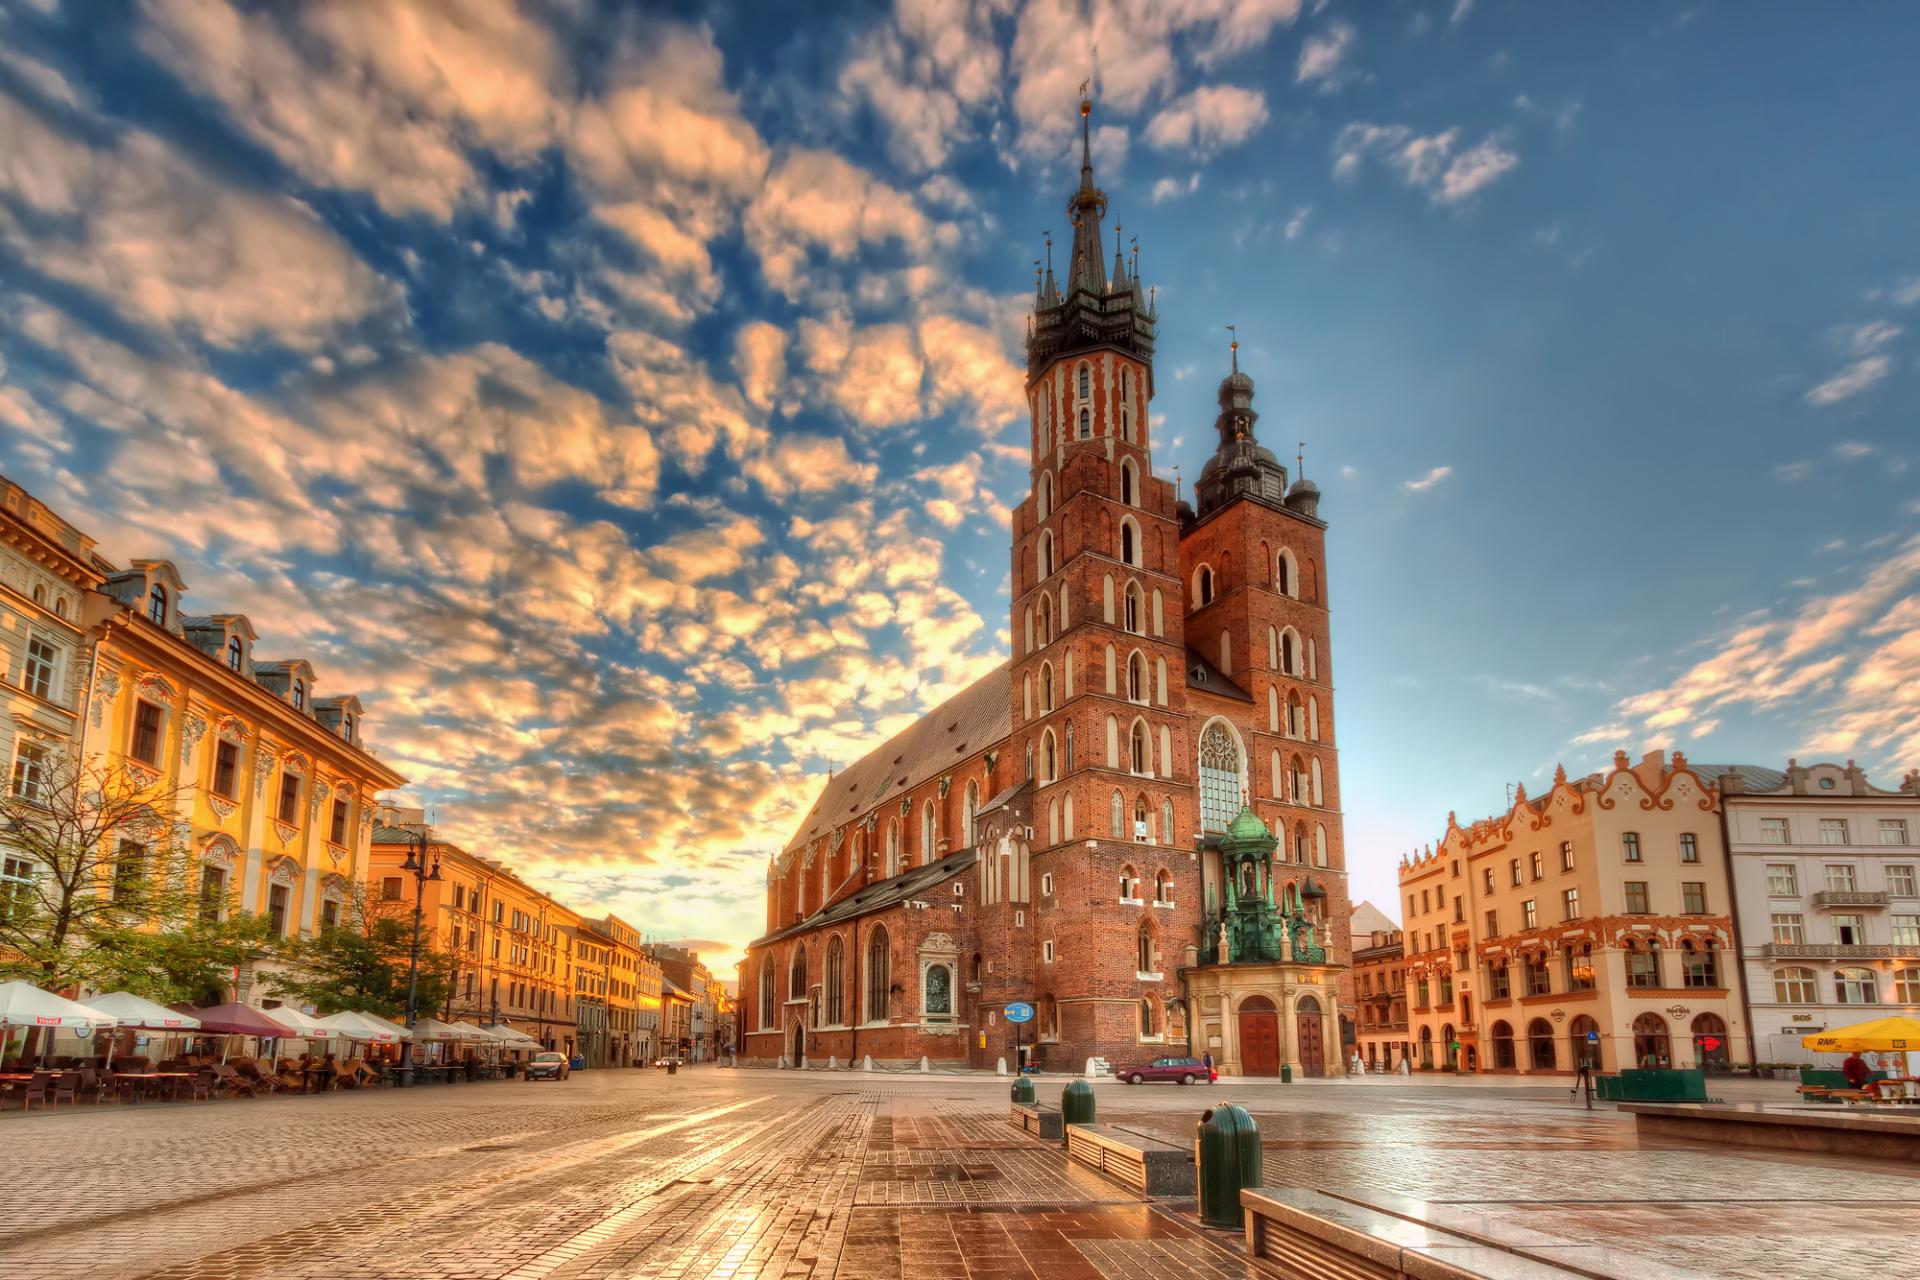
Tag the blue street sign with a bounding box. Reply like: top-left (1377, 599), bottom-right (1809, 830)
top-left (1587, 1031), bottom-right (1600, 1043)
top-left (1005, 1002), bottom-right (1035, 1024)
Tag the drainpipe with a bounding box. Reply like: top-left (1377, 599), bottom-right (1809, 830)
top-left (1714, 785), bottom-right (1757, 1069)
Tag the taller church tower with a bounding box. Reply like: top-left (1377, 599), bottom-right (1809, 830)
top-left (1010, 97), bottom-right (1200, 1059)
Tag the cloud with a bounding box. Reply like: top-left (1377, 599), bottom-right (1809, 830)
top-left (1450, 0), bottom-right (1476, 24)
top-left (1834, 441), bottom-right (1878, 461)
top-left (1144, 85), bottom-right (1269, 154)
top-left (733, 321), bottom-right (789, 413)
top-left (1296, 21), bottom-right (1355, 88)
top-left (839, 0), bottom-right (1002, 171)
top-left (1806, 356), bottom-right (1893, 407)
top-left (1404, 465), bottom-right (1453, 492)
top-left (744, 149), bottom-right (938, 302)
top-left (0, 91), bottom-right (393, 351)
top-left (1285, 205), bottom-right (1311, 239)
top-left (1334, 123), bottom-right (1519, 206)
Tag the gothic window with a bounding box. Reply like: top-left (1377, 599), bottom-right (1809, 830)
top-left (1197, 720), bottom-right (1241, 834)
top-left (1042, 729), bottom-right (1057, 782)
top-left (1294, 824), bottom-right (1311, 865)
top-left (1120, 863), bottom-right (1138, 898)
top-left (1287, 691), bottom-right (1303, 737)
top-left (963, 782), bottom-right (979, 847)
top-left (1129, 719), bottom-right (1150, 774)
top-left (1078, 363), bottom-right (1090, 399)
top-left (1039, 472), bottom-right (1054, 518)
top-left (1078, 408), bottom-right (1090, 438)
top-left (759, 961), bottom-right (776, 1029)
top-left (225, 636), bottom-right (242, 671)
top-left (884, 824), bottom-right (900, 878)
top-left (1138, 994), bottom-right (1160, 1037)
top-left (1064, 722), bottom-right (1074, 771)
top-left (1127, 652), bottom-right (1147, 703)
top-left (1124, 581), bottom-right (1142, 633)
top-left (789, 945), bottom-right (808, 1000)
top-left (1119, 406), bottom-right (1132, 442)
top-left (1280, 629), bottom-right (1297, 674)
top-left (1156, 869), bottom-right (1174, 902)
top-left (824, 937), bottom-right (846, 1025)
top-left (1195, 565), bottom-right (1214, 606)
top-left (866, 928), bottom-right (890, 1022)
top-left (1120, 458), bottom-right (1137, 505)
top-left (146, 583), bottom-right (167, 626)
top-left (1290, 756), bottom-right (1309, 804)
top-left (1038, 594), bottom-right (1054, 645)
top-left (1111, 790), bottom-right (1126, 837)
top-left (1134, 796), bottom-right (1149, 839)
top-left (1120, 520), bottom-right (1136, 565)
top-left (1277, 548), bottom-right (1298, 597)
top-left (1041, 663), bottom-right (1054, 711)
top-left (1137, 924), bottom-right (1157, 973)
top-left (1038, 530), bottom-right (1055, 579)
top-left (1161, 800), bottom-right (1175, 847)
top-left (1025, 739), bottom-right (1034, 780)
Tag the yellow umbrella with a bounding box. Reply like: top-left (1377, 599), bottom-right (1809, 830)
top-left (1800, 1015), bottom-right (1920, 1053)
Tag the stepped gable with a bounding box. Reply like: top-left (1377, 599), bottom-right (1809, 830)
top-left (780, 662), bottom-right (1009, 855)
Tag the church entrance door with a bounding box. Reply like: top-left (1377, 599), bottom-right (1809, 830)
top-left (1237, 996), bottom-right (1279, 1076)
top-left (1296, 995), bottom-right (1324, 1077)
top-left (790, 1022), bottom-right (805, 1065)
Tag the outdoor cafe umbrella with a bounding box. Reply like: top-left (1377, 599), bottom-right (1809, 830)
top-left (259, 1005), bottom-right (342, 1044)
top-left (171, 1001), bottom-right (290, 1063)
top-left (408, 1017), bottom-right (484, 1043)
top-left (312, 1009), bottom-right (411, 1043)
top-left (83, 992), bottom-right (201, 1067)
top-left (0, 981), bottom-right (118, 1062)
top-left (1802, 1013), bottom-right (1920, 1074)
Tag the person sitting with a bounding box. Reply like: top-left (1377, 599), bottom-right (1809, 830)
top-left (1841, 1051), bottom-right (1871, 1092)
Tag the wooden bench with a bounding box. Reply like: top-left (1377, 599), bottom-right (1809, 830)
top-left (1241, 1187), bottom-right (1684, 1279)
top-left (1064, 1123), bottom-right (1194, 1197)
top-left (1010, 1103), bottom-right (1064, 1141)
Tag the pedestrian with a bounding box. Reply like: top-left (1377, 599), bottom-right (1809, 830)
top-left (1841, 1050), bottom-right (1871, 1091)
top-left (1202, 1050), bottom-right (1214, 1073)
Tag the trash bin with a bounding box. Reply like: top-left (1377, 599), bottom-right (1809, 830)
top-left (1280, 1064), bottom-right (1292, 1084)
top-left (1196, 1103), bottom-right (1262, 1229)
top-left (1012, 1075), bottom-right (1036, 1105)
top-left (1061, 1078), bottom-right (1095, 1125)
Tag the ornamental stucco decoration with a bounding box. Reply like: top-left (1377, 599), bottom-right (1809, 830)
top-left (938, 775), bottom-right (951, 798)
top-left (208, 794), bottom-right (237, 822)
top-left (268, 857), bottom-right (300, 887)
top-left (254, 750), bottom-right (277, 797)
top-left (200, 834), bottom-right (239, 868)
top-left (136, 671), bottom-right (178, 700)
top-left (272, 820), bottom-right (299, 846)
top-left (91, 668), bottom-right (122, 728)
top-left (216, 716), bottom-right (247, 744)
top-left (181, 713), bottom-right (207, 765)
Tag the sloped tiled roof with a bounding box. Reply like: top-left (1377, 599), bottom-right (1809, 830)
top-left (781, 664), bottom-right (1009, 855)
top-left (1183, 647), bottom-right (1252, 702)
top-left (1690, 763), bottom-right (1788, 792)
top-left (750, 848), bottom-right (980, 950)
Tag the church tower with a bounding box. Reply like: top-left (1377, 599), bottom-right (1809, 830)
top-left (1011, 96), bottom-right (1199, 1060)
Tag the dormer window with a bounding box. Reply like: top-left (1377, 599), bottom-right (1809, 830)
top-left (225, 636), bottom-right (243, 671)
top-left (292, 680), bottom-right (306, 712)
top-left (146, 584), bottom-right (167, 626)
top-left (341, 714), bottom-right (354, 741)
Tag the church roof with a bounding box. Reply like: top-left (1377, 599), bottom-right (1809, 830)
top-left (780, 663), bottom-right (1009, 855)
top-left (749, 847), bottom-right (980, 949)
top-left (1183, 647), bottom-right (1251, 702)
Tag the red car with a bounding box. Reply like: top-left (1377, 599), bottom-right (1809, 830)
top-left (1117, 1056), bottom-right (1215, 1085)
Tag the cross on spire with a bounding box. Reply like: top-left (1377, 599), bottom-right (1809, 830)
top-left (1227, 324), bottom-right (1238, 373)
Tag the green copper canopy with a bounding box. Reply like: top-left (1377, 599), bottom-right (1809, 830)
top-left (1224, 804), bottom-right (1274, 847)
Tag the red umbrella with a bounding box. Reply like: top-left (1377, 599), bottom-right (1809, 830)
top-left (169, 1002), bottom-right (287, 1036)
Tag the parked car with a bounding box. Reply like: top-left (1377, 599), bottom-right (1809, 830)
top-left (653, 1056), bottom-right (683, 1068)
top-left (525, 1051), bottom-right (570, 1081)
top-left (1117, 1056), bottom-right (1212, 1085)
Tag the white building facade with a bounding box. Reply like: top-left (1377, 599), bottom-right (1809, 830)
top-left (1721, 761), bottom-right (1920, 1065)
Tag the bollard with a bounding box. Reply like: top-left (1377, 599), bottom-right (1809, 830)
top-left (1061, 1078), bottom-right (1096, 1126)
top-left (1195, 1103), bottom-right (1262, 1229)
top-left (1280, 1064), bottom-right (1292, 1084)
top-left (1012, 1075), bottom-right (1036, 1105)
top-left (667, 1060), bottom-right (678, 1076)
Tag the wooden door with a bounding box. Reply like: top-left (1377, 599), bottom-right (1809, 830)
top-left (1238, 1011), bottom-right (1280, 1076)
top-left (1296, 1011), bottom-right (1324, 1077)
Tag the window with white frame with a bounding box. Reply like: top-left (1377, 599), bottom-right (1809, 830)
top-left (1766, 864), bottom-right (1798, 897)
top-left (10, 741), bottom-right (50, 803)
top-left (1773, 966), bottom-right (1817, 1004)
top-left (1042, 940), bottom-right (1055, 963)
top-left (1771, 913), bottom-right (1805, 943)
top-left (1890, 914), bottom-right (1920, 946)
top-left (23, 636), bottom-right (57, 700)
top-left (1825, 864), bottom-right (1857, 892)
top-left (1, 855), bottom-right (35, 921)
top-left (1889, 865), bottom-right (1917, 897)
top-left (1834, 967), bottom-right (1879, 1004)
top-left (1759, 817), bottom-right (1789, 844)
top-left (1680, 833), bottom-right (1699, 863)
top-left (1832, 913), bottom-right (1866, 945)
top-left (1040, 872), bottom-right (1053, 897)
top-left (1880, 819), bottom-right (1910, 846)
top-left (1820, 819), bottom-right (1849, 846)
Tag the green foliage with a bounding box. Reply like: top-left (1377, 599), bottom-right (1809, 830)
top-left (262, 884), bottom-right (453, 1018)
top-left (86, 906), bottom-right (277, 1006)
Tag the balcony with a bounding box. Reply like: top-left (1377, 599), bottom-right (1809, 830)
top-left (1763, 942), bottom-right (1920, 960)
top-left (1811, 890), bottom-right (1889, 909)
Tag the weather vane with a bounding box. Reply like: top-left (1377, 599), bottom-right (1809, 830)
top-left (1226, 323), bottom-right (1239, 373)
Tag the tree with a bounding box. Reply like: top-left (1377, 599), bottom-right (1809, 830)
top-left (262, 884), bottom-right (454, 1018)
top-left (0, 748), bottom-right (203, 990)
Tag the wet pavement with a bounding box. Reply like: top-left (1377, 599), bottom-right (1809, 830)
top-left (0, 1067), bottom-right (1913, 1279)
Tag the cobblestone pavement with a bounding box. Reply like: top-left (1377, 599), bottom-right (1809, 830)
top-left (1, 1068), bottom-right (1914, 1280)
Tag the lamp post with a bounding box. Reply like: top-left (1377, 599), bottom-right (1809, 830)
top-left (396, 821), bottom-right (441, 1087)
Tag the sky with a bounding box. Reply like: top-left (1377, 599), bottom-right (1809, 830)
top-left (2, 1), bottom-right (1917, 977)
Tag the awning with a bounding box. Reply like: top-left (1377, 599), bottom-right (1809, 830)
top-left (313, 1009), bottom-right (412, 1043)
top-left (410, 1017), bottom-right (488, 1042)
top-left (168, 1001), bottom-right (288, 1037)
top-left (84, 992), bottom-right (201, 1031)
top-left (0, 981), bottom-right (119, 1031)
top-left (259, 1006), bottom-right (341, 1041)
top-left (1801, 1015), bottom-right (1920, 1053)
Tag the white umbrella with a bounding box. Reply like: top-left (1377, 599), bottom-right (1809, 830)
top-left (80, 992), bottom-right (200, 1067)
top-left (409, 1017), bottom-right (484, 1042)
top-left (259, 1005), bottom-right (341, 1042)
top-left (313, 1009), bottom-right (411, 1043)
top-left (0, 981), bottom-right (118, 1065)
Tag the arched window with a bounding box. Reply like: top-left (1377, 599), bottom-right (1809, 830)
top-left (1632, 1013), bottom-right (1671, 1066)
top-left (225, 636), bottom-right (243, 671)
top-left (1896, 967), bottom-right (1920, 1003)
top-left (1286, 691), bottom-right (1303, 737)
top-left (1120, 519), bottom-right (1137, 566)
top-left (1038, 530), bottom-right (1055, 580)
top-left (1041, 662), bottom-right (1054, 712)
top-left (1119, 863), bottom-right (1138, 899)
top-left (1774, 966), bottom-right (1817, 1003)
top-left (1277, 548), bottom-right (1297, 598)
top-left (963, 782), bottom-right (979, 847)
top-left (1835, 967), bottom-right (1880, 1004)
top-left (1294, 823), bottom-right (1310, 865)
top-left (1528, 1018), bottom-right (1557, 1070)
top-left (1137, 924), bottom-right (1158, 975)
top-left (1491, 1020), bottom-right (1515, 1069)
top-left (884, 824), bottom-right (900, 879)
top-left (1155, 868), bottom-right (1174, 902)
top-left (824, 936), bottom-right (846, 1025)
top-left (1280, 629), bottom-right (1298, 674)
top-left (1120, 458), bottom-right (1137, 506)
top-left (1039, 472), bottom-right (1054, 518)
top-left (1197, 720), bottom-right (1241, 834)
top-left (1041, 729), bottom-right (1057, 782)
top-left (1129, 719), bottom-right (1150, 774)
top-left (1110, 790), bottom-right (1126, 838)
top-left (1196, 566), bottom-right (1214, 606)
top-left (1161, 799), bottom-right (1175, 847)
top-left (759, 961), bottom-right (776, 1030)
top-left (1289, 755), bottom-right (1308, 804)
top-left (146, 583), bottom-right (167, 625)
top-left (1064, 721), bottom-right (1074, 771)
top-left (1127, 652), bottom-right (1147, 703)
top-left (292, 680), bottom-right (306, 711)
top-left (1078, 363), bottom-right (1090, 399)
top-left (1078, 407), bottom-right (1091, 438)
top-left (865, 928), bottom-right (890, 1022)
top-left (341, 714), bottom-right (354, 741)
top-left (1119, 406), bottom-right (1132, 442)
top-left (789, 945), bottom-right (808, 1000)
top-left (1038, 594), bottom-right (1053, 646)
top-left (1123, 581), bottom-right (1143, 633)
top-left (921, 802), bottom-right (936, 864)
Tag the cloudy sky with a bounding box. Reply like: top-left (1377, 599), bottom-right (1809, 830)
top-left (2, 1), bottom-right (1916, 974)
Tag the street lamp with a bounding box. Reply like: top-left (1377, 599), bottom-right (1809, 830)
top-left (397, 820), bottom-right (441, 1087)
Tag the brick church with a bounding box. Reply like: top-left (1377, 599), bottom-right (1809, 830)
top-left (742, 100), bottom-right (1351, 1075)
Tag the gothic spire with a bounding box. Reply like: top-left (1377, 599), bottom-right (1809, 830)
top-left (1066, 90), bottom-right (1107, 296)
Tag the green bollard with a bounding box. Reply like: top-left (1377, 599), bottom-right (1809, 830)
top-left (1195, 1103), bottom-right (1263, 1229)
top-left (1012, 1075), bottom-right (1036, 1105)
top-left (1280, 1063), bottom-right (1292, 1084)
top-left (1061, 1078), bottom-right (1096, 1125)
